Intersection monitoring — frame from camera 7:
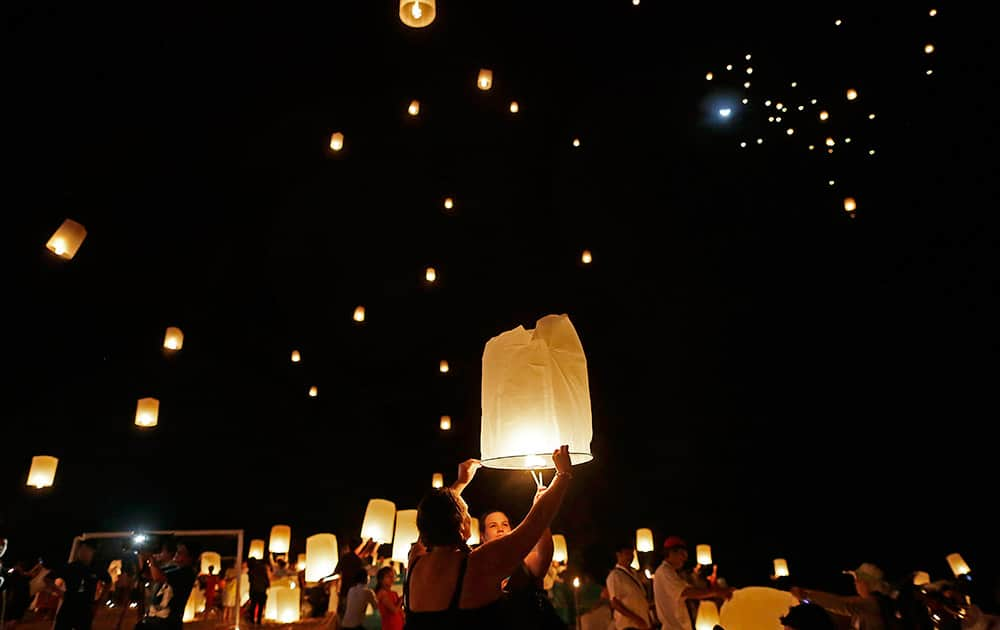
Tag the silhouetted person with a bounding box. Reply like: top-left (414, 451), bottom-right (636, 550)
top-left (47, 540), bottom-right (111, 630)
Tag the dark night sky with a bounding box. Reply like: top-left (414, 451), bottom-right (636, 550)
top-left (3, 1), bottom-right (997, 604)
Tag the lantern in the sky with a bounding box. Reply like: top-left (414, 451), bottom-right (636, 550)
top-left (773, 558), bottom-right (789, 577)
top-left (630, 550), bottom-right (640, 570)
top-left (353, 306), bottom-right (365, 322)
top-left (291, 350), bottom-right (301, 363)
top-left (305, 534), bottom-right (338, 583)
top-left (581, 250), bottom-right (592, 264)
top-left (846, 88), bottom-right (858, 101)
top-left (946, 553), bottom-right (970, 577)
top-left (552, 535), bottom-right (568, 563)
top-left (270, 525), bottom-right (291, 554)
top-left (572, 138), bottom-right (581, 147)
top-left (46, 219), bottom-right (87, 260)
top-left (477, 69), bottom-right (493, 90)
top-left (443, 197), bottom-right (454, 211)
top-left (361, 498), bottom-right (396, 544)
top-left (425, 267), bottom-right (436, 282)
top-left (480, 314), bottom-right (594, 469)
top-left (843, 197), bottom-right (857, 213)
top-left (913, 571), bottom-right (931, 586)
top-left (819, 110), bottom-right (830, 121)
top-left (135, 398), bottom-right (160, 428)
top-left (391, 510), bottom-right (419, 564)
top-left (696, 544), bottom-right (712, 565)
top-left (329, 132), bottom-right (344, 152)
top-left (200, 552), bottom-right (222, 575)
top-left (695, 601), bottom-right (721, 630)
top-left (467, 517), bottom-right (481, 546)
top-left (295, 554), bottom-right (306, 572)
top-left (510, 101), bottom-right (519, 113)
top-left (636, 529), bottom-right (654, 553)
top-left (308, 386), bottom-right (318, 398)
top-left (408, 100), bottom-right (421, 116)
top-left (27, 455), bottom-right (58, 488)
top-left (431, 473), bottom-right (444, 488)
top-left (249, 539), bottom-right (265, 560)
top-left (163, 327), bottom-right (184, 351)
top-left (440, 415), bottom-right (452, 430)
top-left (439, 360), bottom-right (449, 373)
top-left (399, 0), bottom-right (435, 28)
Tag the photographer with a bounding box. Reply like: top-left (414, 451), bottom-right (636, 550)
top-left (137, 541), bottom-right (200, 630)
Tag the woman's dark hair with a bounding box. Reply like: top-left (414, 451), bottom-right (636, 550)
top-left (375, 566), bottom-right (394, 592)
top-left (417, 488), bottom-right (467, 549)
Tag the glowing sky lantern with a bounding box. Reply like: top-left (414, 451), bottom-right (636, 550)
top-left (929, 8), bottom-right (937, 16)
top-left (552, 535), bottom-right (568, 563)
top-left (399, 0), bottom-right (435, 28)
top-left (705, 72), bottom-right (714, 81)
top-left (45, 219), bottom-right (87, 260)
top-left (440, 415), bottom-right (452, 430)
top-left (431, 473), bottom-right (444, 488)
top-left (581, 250), bottom-right (592, 264)
top-left (786, 128), bottom-right (795, 135)
top-left (696, 544), bottom-right (712, 565)
top-left (696, 601), bottom-right (721, 630)
top-left (573, 576), bottom-right (581, 587)
top-left (269, 525), bottom-right (291, 554)
top-left (163, 327), bottom-right (184, 351)
top-left (308, 386), bottom-right (318, 398)
top-left (353, 306), bottom-right (366, 322)
top-left (425, 267), bottom-right (437, 282)
top-left (480, 314), bottom-right (594, 469)
top-left (200, 552), bottom-right (222, 575)
top-left (819, 110), bottom-right (829, 121)
top-left (444, 197), bottom-right (454, 210)
top-left (636, 528), bottom-right (654, 553)
top-left (392, 510), bottom-right (420, 564)
top-left (846, 88), bottom-right (858, 101)
top-left (477, 69), bottom-right (493, 90)
top-left (248, 539), bottom-right (265, 560)
top-left (467, 517), bottom-right (481, 546)
top-left (843, 197), bottom-right (857, 213)
top-left (305, 534), bottom-right (338, 583)
top-left (135, 397), bottom-right (160, 428)
top-left (408, 100), bottom-right (421, 116)
top-left (509, 101), bottom-right (519, 113)
top-left (630, 550), bottom-right (640, 570)
top-left (27, 455), bottom-right (58, 488)
top-left (773, 558), bottom-right (789, 577)
top-left (291, 350), bottom-right (301, 363)
top-left (572, 138), bottom-right (581, 147)
top-left (361, 499), bottom-right (396, 544)
top-left (329, 132), bottom-right (344, 152)
top-left (439, 360), bottom-right (450, 373)
top-left (825, 137), bottom-right (836, 147)
top-left (924, 44), bottom-right (935, 54)
top-left (946, 553), bottom-right (970, 577)
top-left (913, 571), bottom-right (931, 586)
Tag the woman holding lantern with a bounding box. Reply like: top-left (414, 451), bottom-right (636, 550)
top-left (403, 445), bottom-right (574, 628)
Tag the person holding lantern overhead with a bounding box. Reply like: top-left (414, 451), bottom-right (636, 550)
top-left (403, 445), bottom-right (574, 629)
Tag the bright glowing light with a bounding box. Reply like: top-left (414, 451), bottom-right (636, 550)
top-left (786, 128), bottom-right (794, 135)
top-left (510, 101), bottom-right (519, 113)
top-left (52, 238), bottom-right (67, 255)
top-left (825, 137), bottom-right (835, 146)
top-left (477, 69), bottom-right (493, 90)
top-left (410, 2), bottom-right (422, 19)
top-left (819, 110), bottom-right (829, 121)
top-left (444, 197), bottom-right (454, 210)
top-left (353, 306), bottom-right (365, 322)
top-left (828, 180), bottom-right (835, 186)
top-left (439, 360), bottom-right (449, 373)
top-left (846, 88), bottom-right (858, 101)
top-left (309, 386), bottom-right (318, 397)
top-left (573, 577), bottom-right (581, 588)
top-left (739, 141), bottom-right (747, 148)
top-left (869, 113), bottom-right (876, 119)
top-left (924, 44), bottom-right (935, 54)
top-left (291, 350), bottom-right (301, 363)
top-left (408, 100), bottom-right (420, 116)
top-left (926, 69), bottom-right (934, 75)
top-left (745, 54), bottom-right (752, 61)
top-left (705, 72), bottom-right (714, 81)
top-left (844, 137), bottom-right (852, 143)
top-left (581, 250), bottom-right (593, 264)
top-left (756, 138), bottom-right (763, 144)
top-left (329, 132), bottom-right (344, 151)
top-left (808, 145), bottom-right (815, 151)
top-left (790, 81), bottom-right (798, 88)
top-left (726, 64), bottom-right (733, 71)
top-left (743, 81), bottom-right (751, 88)
top-left (719, 108), bottom-right (732, 118)
top-left (774, 559), bottom-right (790, 577)
top-left (843, 197), bottom-right (857, 212)
top-left (440, 415), bottom-right (452, 430)
top-left (797, 105), bottom-right (804, 111)
top-left (868, 149), bottom-right (876, 155)
top-left (929, 8), bottom-right (937, 16)
top-left (811, 98), bottom-right (818, 104)
top-left (134, 534), bottom-right (148, 544)
top-left (524, 454), bottom-right (546, 468)
top-left (764, 100), bottom-right (772, 107)
top-left (775, 102), bottom-right (783, 109)
top-left (425, 267), bottom-right (436, 282)
top-left (572, 138), bottom-right (581, 147)
top-left (767, 116), bottom-right (774, 122)
top-left (746, 67), bottom-right (753, 75)
top-left (741, 98), bottom-right (748, 104)
top-left (834, 18), bottom-right (842, 26)
top-left (633, 0), bottom-right (640, 5)
top-left (775, 116), bottom-right (782, 122)
top-left (432, 473), bottom-right (444, 488)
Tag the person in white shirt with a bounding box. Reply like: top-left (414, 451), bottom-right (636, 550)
top-left (606, 543), bottom-right (651, 630)
top-left (340, 569), bottom-right (376, 630)
top-left (653, 536), bottom-right (732, 630)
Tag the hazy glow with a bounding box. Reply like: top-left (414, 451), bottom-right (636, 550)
top-left (924, 43), bottom-right (935, 54)
top-left (706, 72), bottom-right (714, 81)
top-left (719, 108), bottom-right (732, 118)
top-left (510, 101), bottom-right (519, 113)
top-left (846, 88), bottom-right (858, 101)
top-left (819, 110), bottom-right (829, 121)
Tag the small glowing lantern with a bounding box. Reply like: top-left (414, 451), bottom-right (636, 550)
top-left (467, 517), bottom-right (481, 546)
top-left (392, 510), bottom-right (420, 564)
top-left (929, 8), bottom-right (937, 16)
top-left (269, 525), bottom-right (291, 554)
top-left (444, 197), bottom-right (454, 210)
top-left (819, 110), bottom-right (829, 121)
top-left (913, 571), bottom-right (931, 586)
top-left (353, 306), bottom-right (365, 322)
top-left (27, 455), bottom-right (58, 488)
top-left (630, 550), bottom-right (640, 570)
top-left (135, 397), bottom-right (160, 428)
top-left (308, 386), bottom-right (318, 398)
top-left (291, 350), bottom-right (301, 363)
top-left (946, 553), bottom-right (970, 577)
top-left (786, 128), bottom-right (795, 135)
top-left (425, 267), bottom-right (436, 282)
top-left (361, 498), bottom-right (396, 544)
top-left (846, 88), bottom-right (858, 101)
top-left (303, 534), bottom-right (338, 583)
top-left (439, 360), bottom-right (449, 373)
top-left (573, 576), bottom-right (581, 588)
top-left (46, 219), bottom-right (87, 260)
top-left (440, 415), bottom-right (452, 430)
top-left (163, 327), bottom-right (184, 351)
top-left (843, 197), bottom-right (857, 213)
top-left (329, 132), bottom-right (344, 152)
top-left (408, 100), bottom-right (421, 116)
top-left (477, 69), bottom-right (493, 90)
top-left (200, 552), bottom-right (222, 575)
top-left (399, 0), bottom-right (435, 28)
top-left (705, 72), bottom-right (714, 81)
top-left (510, 101), bottom-right (519, 113)
top-left (695, 601), bottom-right (721, 630)
top-left (696, 544), bottom-right (712, 565)
top-left (636, 528), bottom-right (654, 553)
top-left (924, 44), bottom-right (935, 54)
top-left (825, 137), bottom-right (835, 147)
top-left (552, 535), bottom-right (568, 563)
top-left (295, 554), bottom-right (306, 572)
top-left (581, 250), bottom-right (592, 264)
top-left (248, 539), bottom-right (265, 560)
top-left (480, 314), bottom-right (594, 469)
top-left (645, 569), bottom-right (652, 579)
top-left (431, 473), bottom-right (444, 488)
top-left (572, 138), bottom-right (581, 148)
top-left (774, 558), bottom-right (789, 577)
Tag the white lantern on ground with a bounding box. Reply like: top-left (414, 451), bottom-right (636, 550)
top-left (696, 601), bottom-right (721, 630)
top-left (27, 455), bottom-right (58, 488)
top-left (183, 585), bottom-right (202, 621)
top-left (696, 544), bottom-right (712, 565)
top-left (200, 552), bottom-right (222, 575)
top-left (773, 558), bottom-right (789, 577)
top-left (46, 219), bottom-right (87, 260)
top-left (265, 584), bottom-right (299, 622)
top-left (432, 473), bottom-right (444, 488)
top-left (163, 327), bottom-right (184, 351)
top-left (636, 528), bottom-right (654, 553)
top-left (467, 518), bottom-right (480, 546)
top-left (946, 553), bottom-right (970, 577)
top-left (391, 510), bottom-right (419, 564)
top-left (552, 535), bottom-right (568, 563)
top-left (480, 314), bottom-right (593, 469)
top-left (270, 525), bottom-right (291, 554)
top-left (305, 534), bottom-right (338, 583)
top-left (248, 539), bottom-right (265, 560)
top-left (361, 499), bottom-right (396, 544)
top-left (135, 397), bottom-right (160, 428)
top-left (399, 0), bottom-right (435, 28)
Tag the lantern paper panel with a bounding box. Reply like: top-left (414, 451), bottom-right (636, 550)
top-left (719, 587), bottom-right (798, 630)
top-left (443, 197), bottom-right (454, 210)
top-left (361, 499), bottom-right (396, 544)
top-left (309, 386), bottom-right (318, 398)
top-left (270, 525), bottom-right (291, 553)
top-left (27, 455), bottom-right (58, 488)
top-left (200, 552), bottom-right (222, 575)
top-left (432, 473), bottom-right (444, 488)
top-left (439, 360), bottom-right (449, 373)
top-left (391, 510), bottom-right (419, 564)
top-left (163, 327), bottom-right (184, 351)
top-left (249, 539), bottom-right (265, 560)
top-left (291, 350), bottom-right (301, 363)
top-left (467, 517), bottom-right (480, 546)
top-left (265, 584), bottom-right (300, 623)
top-left (305, 534), bottom-right (338, 583)
top-left (330, 132), bottom-right (344, 151)
top-left (399, 0), bottom-right (435, 28)
top-left (135, 397), bottom-right (160, 428)
top-left (425, 267), bottom-right (436, 282)
top-left (440, 415), bottom-right (452, 430)
top-left (183, 585), bottom-right (203, 622)
top-left (408, 100), bottom-right (421, 116)
top-left (510, 101), bottom-right (520, 113)
top-left (946, 553), bottom-right (970, 577)
top-left (477, 69), bottom-right (493, 90)
top-left (581, 250), bottom-right (593, 264)
top-left (773, 558), bottom-right (789, 577)
top-left (913, 571), bottom-right (931, 586)
top-left (696, 601), bottom-right (721, 630)
top-left (697, 544), bottom-right (712, 565)
top-left (480, 314), bottom-right (594, 469)
top-left (354, 306), bottom-right (366, 322)
top-left (636, 528), bottom-right (654, 553)
top-left (552, 535), bottom-right (567, 563)
top-left (46, 219), bottom-right (87, 260)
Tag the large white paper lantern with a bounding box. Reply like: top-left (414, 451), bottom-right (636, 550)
top-left (46, 219), bottom-right (87, 260)
top-left (248, 539), bottom-right (265, 560)
top-left (391, 510), bottom-right (419, 565)
top-left (696, 544), bottom-right (712, 565)
top-left (720, 586), bottom-right (798, 630)
top-left (27, 456), bottom-right (58, 488)
top-left (305, 534), bottom-right (338, 583)
top-left (946, 553), bottom-right (970, 577)
top-left (431, 473), bottom-right (444, 488)
top-left (399, 0), bottom-right (435, 28)
top-left (135, 397), bottom-right (160, 428)
top-left (552, 535), bottom-right (568, 563)
top-left (636, 528), bottom-right (654, 553)
top-left (264, 583), bottom-right (299, 622)
top-left (480, 314), bottom-right (593, 469)
top-left (773, 558), bottom-right (789, 577)
top-left (696, 601), bottom-right (721, 630)
top-left (270, 525), bottom-right (291, 554)
top-left (200, 552), bottom-right (222, 575)
top-left (361, 499), bottom-right (396, 544)
top-left (467, 517), bottom-right (481, 546)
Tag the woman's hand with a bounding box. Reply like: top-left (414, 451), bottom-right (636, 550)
top-left (456, 459), bottom-right (482, 486)
top-left (552, 445), bottom-right (572, 475)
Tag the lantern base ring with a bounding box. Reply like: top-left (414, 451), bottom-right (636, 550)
top-left (480, 452), bottom-right (593, 470)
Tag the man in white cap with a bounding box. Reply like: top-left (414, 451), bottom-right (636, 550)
top-left (791, 562), bottom-right (894, 630)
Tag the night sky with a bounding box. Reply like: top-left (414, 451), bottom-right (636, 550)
top-left (4, 2), bottom-right (997, 606)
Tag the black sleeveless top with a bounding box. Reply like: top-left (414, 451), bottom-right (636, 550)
top-left (403, 552), bottom-right (507, 629)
